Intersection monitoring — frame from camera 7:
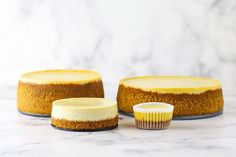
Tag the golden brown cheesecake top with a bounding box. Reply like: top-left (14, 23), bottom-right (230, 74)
top-left (19, 70), bottom-right (101, 84)
top-left (120, 76), bottom-right (222, 94)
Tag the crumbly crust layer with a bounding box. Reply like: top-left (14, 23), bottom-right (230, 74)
top-left (51, 116), bottom-right (118, 131)
top-left (117, 85), bottom-right (224, 117)
top-left (17, 80), bottom-right (104, 115)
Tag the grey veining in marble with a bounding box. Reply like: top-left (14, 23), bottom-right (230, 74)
top-left (0, 1), bottom-right (236, 155)
top-left (0, 0), bottom-right (235, 91)
top-left (0, 85), bottom-right (236, 157)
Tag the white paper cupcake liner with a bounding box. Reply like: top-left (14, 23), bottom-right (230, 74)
top-left (133, 102), bottom-right (174, 130)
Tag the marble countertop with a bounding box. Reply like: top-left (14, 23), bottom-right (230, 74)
top-left (0, 86), bottom-right (235, 157)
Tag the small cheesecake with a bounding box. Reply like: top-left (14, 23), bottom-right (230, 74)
top-left (17, 70), bottom-right (104, 117)
top-left (51, 98), bottom-right (118, 131)
top-left (133, 102), bottom-right (174, 130)
top-left (117, 76), bottom-right (224, 119)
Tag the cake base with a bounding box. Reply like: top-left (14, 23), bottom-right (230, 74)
top-left (174, 110), bottom-right (223, 120)
top-left (51, 116), bottom-right (118, 131)
top-left (18, 110), bottom-right (50, 117)
top-left (51, 124), bottom-right (118, 132)
top-left (119, 110), bottom-right (223, 120)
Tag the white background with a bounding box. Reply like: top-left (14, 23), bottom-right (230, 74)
top-left (0, 0), bottom-right (235, 91)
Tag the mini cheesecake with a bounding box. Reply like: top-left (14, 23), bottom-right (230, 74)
top-left (133, 102), bottom-right (174, 130)
top-left (51, 98), bottom-right (118, 131)
top-left (117, 76), bottom-right (224, 119)
top-left (17, 70), bottom-right (104, 117)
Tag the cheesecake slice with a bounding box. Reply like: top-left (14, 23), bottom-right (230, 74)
top-left (117, 76), bottom-right (224, 119)
top-left (17, 70), bottom-right (104, 117)
top-left (51, 98), bottom-right (118, 131)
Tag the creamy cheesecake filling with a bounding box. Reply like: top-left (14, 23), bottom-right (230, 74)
top-left (20, 70), bottom-right (101, 84)
top-left (51, 98), bottom-right (118, 121)
top-left (120, 76), bottom-right (221, 94)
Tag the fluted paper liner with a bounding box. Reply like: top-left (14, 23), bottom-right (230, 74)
top-left (133, 102), bottom-right (174, 130)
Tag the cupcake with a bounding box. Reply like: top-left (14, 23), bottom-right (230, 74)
top-left (133, 102), bottom-right (174, 130)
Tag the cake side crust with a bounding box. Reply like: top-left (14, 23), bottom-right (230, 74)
top-left (51, 116), bottom-right (118, 131)
top-left (117, 84), bottom-right (224, 117)
top-left (17, 80), bottom-right (104, 115)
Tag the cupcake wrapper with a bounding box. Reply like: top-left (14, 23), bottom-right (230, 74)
top-left (134, 112), bottom-right (172, 130)
top-left (133, 102), bottom-right (174, 130)
top-left (134, 111), bottom-right (173, 122)
top-left (135, 120), bottom-right (171, 130)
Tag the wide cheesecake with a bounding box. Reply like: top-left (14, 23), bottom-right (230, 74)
top-left (51, 98), bottom-right (118, 131)
top-left (117, 76), bottom-right (224, 119)
top-left (17, 70), bottom-right (104, 117)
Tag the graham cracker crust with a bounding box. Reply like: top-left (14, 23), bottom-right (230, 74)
top-left (117, 85), bottom-right (224, 117)
top-left (135, 120), bottom-right (171, 130)
top-left (17, 80), bottom-right (104, 116)
top-left (51, 116), bottom-right (118, 131)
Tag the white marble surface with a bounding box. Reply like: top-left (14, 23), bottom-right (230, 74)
top-left (0, 85), bottom-right (236, 157)
top-left (0, 0), bottom-right (236, 90)
top-left (0, 0), bottom-right (235, 155)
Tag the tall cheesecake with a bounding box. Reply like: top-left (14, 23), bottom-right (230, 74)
top-left (17, 70), bottom-right (104, 117)
top-left (51, 98), bottom-right (118, 131)
top-left (117, 76), bottom-right (224, 119)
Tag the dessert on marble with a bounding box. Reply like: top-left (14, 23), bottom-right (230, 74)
top-left (133, 102), bottom-right (174, 130)
top-left (51, 98), bottom-right (118, 131)
top-left (17, 70), bottom-right (104, 117)
top-left (117, 76), bottom-right (224, 119)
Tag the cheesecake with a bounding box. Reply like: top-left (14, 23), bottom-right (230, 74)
top-left (133, 102), bottom-right (174, 130)
top-left (17, 70), bottom-right (104, 117)
top-left (117, 76), bottom-right (224, 119)
top-left (51, 98), bottom-right (118, 131)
